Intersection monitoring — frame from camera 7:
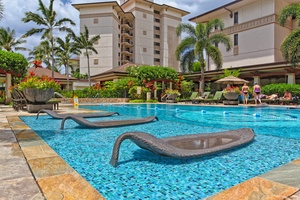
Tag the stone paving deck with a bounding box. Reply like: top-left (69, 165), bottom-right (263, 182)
top-left (1, 104), bottom-right (300, 199)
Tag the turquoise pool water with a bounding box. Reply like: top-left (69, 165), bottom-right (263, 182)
top-left (21, 104), bottom-right (300, 199)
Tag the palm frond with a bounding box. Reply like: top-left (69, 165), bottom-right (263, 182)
top-left (280, 29), bottom-right (300, 67)
top-left (209, 33), bottom-right (233, 51)
top-left (180, 49), bottom-right (195, 72)
top-left (175, 37), bottom-right (195, 60)
top-left (206, 18), bottom-right (225, 35)
top-left (176, 23), bottom-right (196, 37)
top-left (278, 3), bottom-right (300, 26)
top-left (206, 45), bottom-right (222, 68)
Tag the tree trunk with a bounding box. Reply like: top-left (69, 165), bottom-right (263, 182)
top-left (200, 64), bottom-right (205, 95)
top-left (86, 51), bottom-right (91, 87)
top-left (66, 64), bottom-right (70, 91)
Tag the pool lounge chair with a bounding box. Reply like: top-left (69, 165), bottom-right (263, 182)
top-left (36, 109), bottom-right (120, 119)
top-left (178, 92), bottom-right (199, 104)
top-left (200, 91), bottom-right (223, 104)
top-left (11, 88), bottom-right (28, 111)
top-left (110, 128), bottom-right (255, 167)
top-left (60, 115), bottom-right (159, 129)
top-left (192, 92), bottom-right (211, 104)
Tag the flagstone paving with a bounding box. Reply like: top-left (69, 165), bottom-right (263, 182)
top-left (1, 104), bottom-right (300, 199)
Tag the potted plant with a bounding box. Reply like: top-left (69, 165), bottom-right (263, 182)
top-left (222, 86), bottom-right (241, 100)
top-left (18, 71), bottom-right (60, 103)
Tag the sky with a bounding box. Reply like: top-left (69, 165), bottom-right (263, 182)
top-left (0, 0), bottom-right (234, 60)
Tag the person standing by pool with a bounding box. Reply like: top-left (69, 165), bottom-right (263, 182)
top-left (253, 82), bottom-right (262, 104)
top-left (242, 83), bottom-right (249, 104)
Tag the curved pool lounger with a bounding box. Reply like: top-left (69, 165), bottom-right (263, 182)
top-left (110, 128), bottom-right (255, 167)
top-left (60, 115), bottom-right (158, 129)
top-left (36, 109), bottom-right (119, 119)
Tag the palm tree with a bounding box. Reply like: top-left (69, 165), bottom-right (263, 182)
top-left (0, 0), bottom-right (4, 21)
top-left (175, 19), bottom-right (232, 94)
top-left (0, 27), bottom-right (29, 52)
top-left (55, 34), bottom-right (81, 90)
top-left (22, 0), bottom-right (75, 78)
top-left (28, 40), bottom-right (53, 70)
top-left (278, 3), bottom-right (300, 67)
top-left (73, 26), bottom-right (100, 87)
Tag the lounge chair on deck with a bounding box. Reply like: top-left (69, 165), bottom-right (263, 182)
top-left (11, 88), bottom-right (28, 111)
top-left (36, 109), bottom-right (120, 119)
top-left (178, 92), bottom-right (198, 104)
top-left (60, 115), bottom-right (158, 129)
top-left (200, 91), bottom-right (223, 104)
top-left (279, 96), bottom-right (298, 105)
top-left (192, 92), bottom-right (211, 104)
top-left (110, 128), bottom-right (255, 167)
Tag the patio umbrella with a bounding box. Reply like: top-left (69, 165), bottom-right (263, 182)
top-left (215, 75), bottom-right (249, 85)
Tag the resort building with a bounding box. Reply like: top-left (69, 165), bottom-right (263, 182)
top-left (72, 0), bottom-right (189, 79)
top-left (187, 0), bottom-right (300, 87)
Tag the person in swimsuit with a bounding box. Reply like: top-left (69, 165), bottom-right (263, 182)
top-left (242, 83), bottom-right (249, 104)
top-left (253, 82), bottom-right (262, 104)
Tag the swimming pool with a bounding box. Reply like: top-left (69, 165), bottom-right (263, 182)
top-left (21, 104), bottom-right (300, 199)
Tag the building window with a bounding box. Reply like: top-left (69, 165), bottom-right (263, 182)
top-left (154, 34), bottom-right (160, 38)
top-left (118, 25), bottom-right (120, 29)
top-left (234, 34), bottom-right (238, 46)
top-left (143, 48), bottom-right (147, 52)
top-left (143, 13), bottom-right (147, 18)
top-left (118, 43), bottom-right (120, 47)
top-left (94, 59), bottom-right (99, 65)
top-left (154, 42), bottom-right (160, 46)
top-left (93, 18), bottom-right (98, 24)
top-left (154, 50), bottom-right (160, 54)
top-left (234, 12), bottom-right (238, 24)
top-left (143, 30), bottom-right (147, 35)
top-left (154, 10), bottom-right (160, 14)
top-left (154, 18), bottom-right (160, 23)
top-left (154, 26), bottom-right (160, 30)
top-left (154, 58), bottom-right (160, 62)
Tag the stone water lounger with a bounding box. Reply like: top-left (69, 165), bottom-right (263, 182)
top-left (110, 128), bottom-right (255, 167)
top-left (60, 115), bottom-right (159, 129)
top-left (36, 109), bottom-right (120, 119)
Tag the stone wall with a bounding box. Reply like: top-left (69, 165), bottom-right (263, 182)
top-left (51, 98), bottom-right (130, 104)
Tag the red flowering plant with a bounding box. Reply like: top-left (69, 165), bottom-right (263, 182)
top-left (18, 71), bottom-right (60, 91)
top-left (222, 86), bottom-right (241, 95)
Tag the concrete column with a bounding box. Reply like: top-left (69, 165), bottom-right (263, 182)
top-left (5, 73), bottom-right (12, 104)
top-left (170, 82), bottom-right (172, 90)
top-left (253, 76), bottom-right (260, 85)
top-left (287, 73), bottom-right (295, 84)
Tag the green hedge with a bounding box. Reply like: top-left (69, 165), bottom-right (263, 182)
top-left (262, 83), bottom-right (300, 97)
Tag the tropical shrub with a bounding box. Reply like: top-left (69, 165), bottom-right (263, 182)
top-left (262, 83), bottom-right (300, 97)
top-left (126, 65), bottom-right (178, 83)
top-left (180, 80), bottom-right (194, 99)
top-left (18, 72), bottom-right (60, 91)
